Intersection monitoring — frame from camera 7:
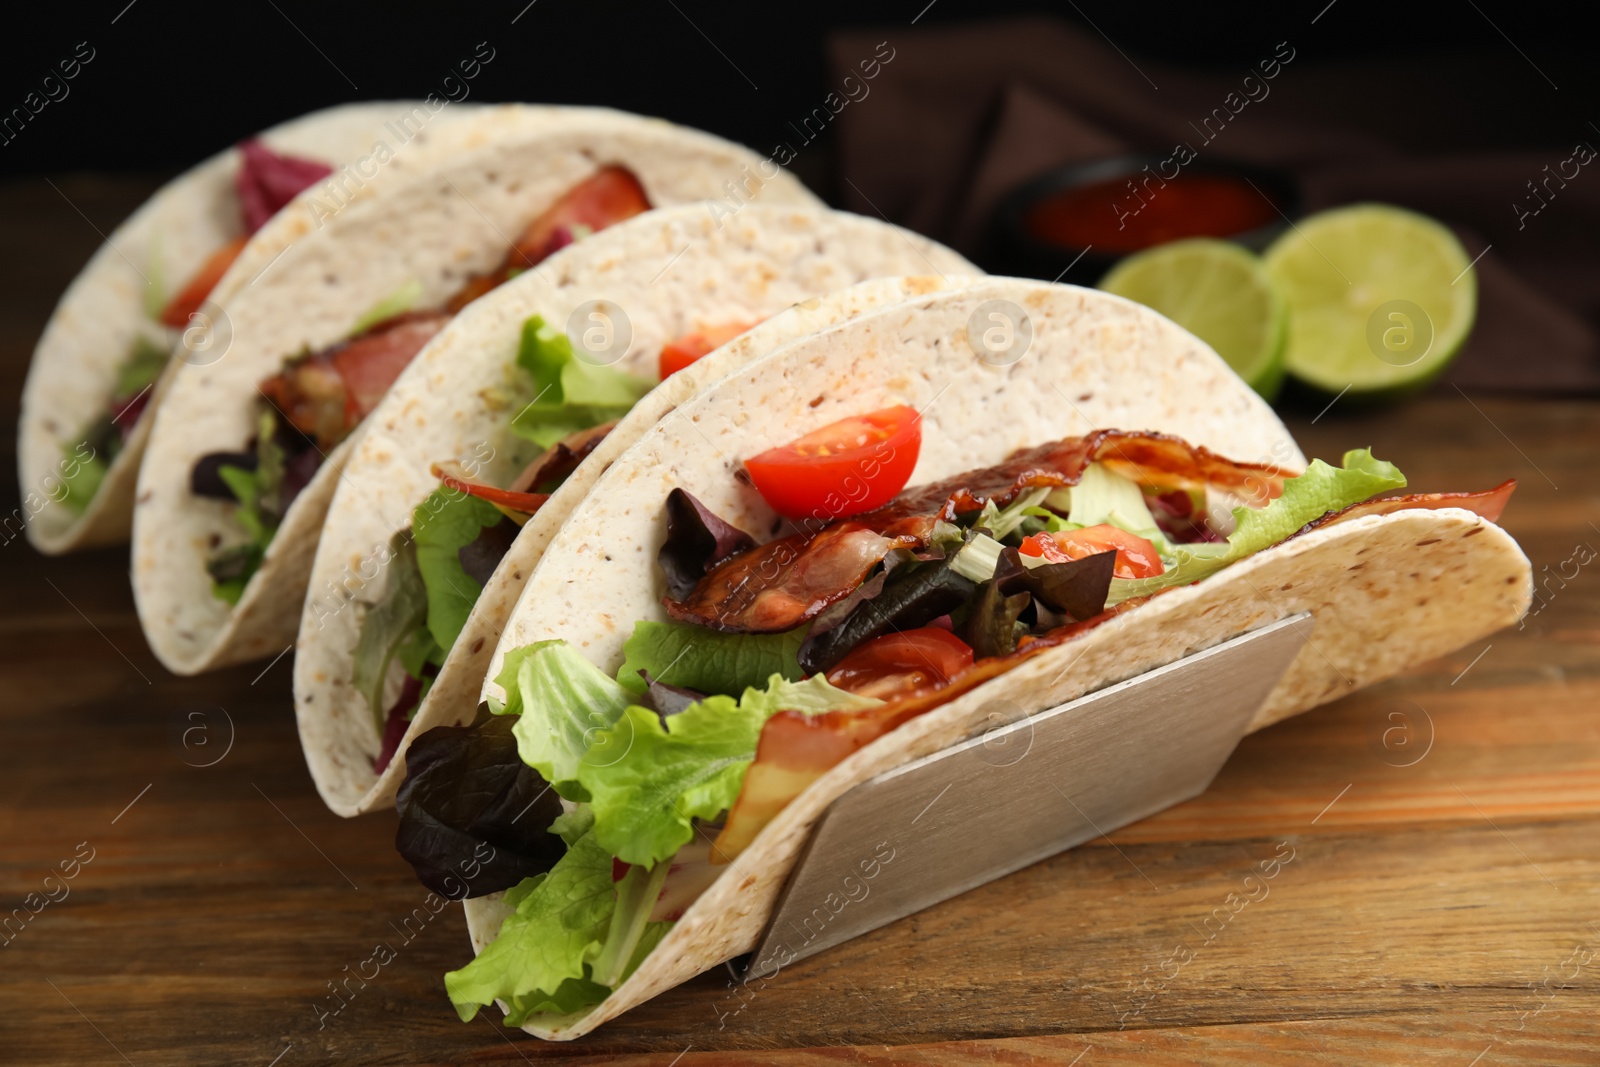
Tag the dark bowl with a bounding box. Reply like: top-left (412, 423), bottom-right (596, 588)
top-left (983, 155), bottom-right (1302, 285)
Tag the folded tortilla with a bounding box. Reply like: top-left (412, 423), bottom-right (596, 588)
top-left (131, 106), bottom-right (819, 675)
top-left (459, 277), bottom-right (1531, 1038)
top-left (15, 100), bottom-right (483, 555)
top-left (296, 203), bottom-right (979, 817)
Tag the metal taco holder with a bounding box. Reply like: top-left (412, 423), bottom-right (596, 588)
top-left (740, 611), bottom-right (1312, 981)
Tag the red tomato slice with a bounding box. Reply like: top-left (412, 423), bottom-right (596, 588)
top-left (825, 626), bottom-right (974, 700)
top-left (658, 319), bottom-right (759, 379)
top-left (744, 405), bottom-right (922, 522)
top-left (159, 235), bottom-right (249, 328)
top-left (1019, 525), bottom-right (1165, 579)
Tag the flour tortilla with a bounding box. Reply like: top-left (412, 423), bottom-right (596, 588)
top-left (296, 203), bottom-right (978, 817)
top-left (15, 101), bottom-right (487, 555)
top-left (460, 278), bottom-right (1531, 1038)
top-left (131, 108), bottom-right (818, 675)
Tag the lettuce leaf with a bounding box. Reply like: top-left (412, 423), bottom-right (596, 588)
top-left (494, 641), bottom-right (633, 803)
top-left (351, 531), bottom-right (430, 730)
top-left (444, 829), bottom-right (615, 1023)
top-left (57, 447), bottom-right (108, 514)
top-left (577, 673), bottom-right (878, 866)
top-left (1107, 448), bottom-right (1406, 604)
top-left (207, 409), bottom-right (285, 602)
top-left (412, 487), bottom-right (505, 652)
top-left (615, 620), bottom-right (805, 697)
top-left (509, 316), bottom-right (653, 448)
top-left (442, 820), bottom-right (676, 1026)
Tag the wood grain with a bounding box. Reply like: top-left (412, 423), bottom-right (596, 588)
top-left (1, 177), bottom-right (1596, 1065)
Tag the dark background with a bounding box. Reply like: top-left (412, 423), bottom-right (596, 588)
top-left (2, 0), bottom-right (1595, 196)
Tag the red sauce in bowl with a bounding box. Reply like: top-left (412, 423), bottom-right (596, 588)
top-left (1024, 172), bottom-right (1277, 254)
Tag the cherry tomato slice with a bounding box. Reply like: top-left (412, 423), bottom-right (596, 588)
top-left (1019, 525), bottom-right (1165, 579)
top-left (159, 235), bottom-right (249, 328)
top-left (658, 320), bottom-right (759, 379)
top-left (825, 626), bottom-right (974, 700)
top-left (744, 405), bottom-right (921, 522)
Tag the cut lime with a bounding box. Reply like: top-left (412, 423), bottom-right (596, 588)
top-left (1263, 203), bottom-right (1476, 397)
top-left (1099, 238), bottom-right (1287, 401)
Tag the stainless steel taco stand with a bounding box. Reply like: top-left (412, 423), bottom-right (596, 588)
top-left (742, 612), bottom-right (1312, 980)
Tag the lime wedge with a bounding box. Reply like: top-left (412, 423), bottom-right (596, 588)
top-left (1263, 204), bottom-right (1476, 397)
top-left (1099, 238), bottom-right (1287, 401)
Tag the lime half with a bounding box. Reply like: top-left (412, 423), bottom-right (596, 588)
top-left (1099, 238), bottom-right (1287, 401)
top-left (1263, 203), bottom-right (1476, 397)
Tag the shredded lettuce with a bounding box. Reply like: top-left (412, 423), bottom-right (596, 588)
top-left (951, 531), bottom-right (1006, 582)
top-left (974, 486), bottom-right (1051, 541)
top-left (1107, 448), bottom-right (1406, 604)
top-left (509, 316), bottom-right (653, 448)
top-left (1063, 463), bottom-right (1160, 533)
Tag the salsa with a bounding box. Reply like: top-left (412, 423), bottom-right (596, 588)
top-left (1024, 172), bottom-right (1276, 254)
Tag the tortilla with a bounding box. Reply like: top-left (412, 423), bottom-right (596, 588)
top-left (130, 108), bottom-right (818, 675)
top-left (15, 101), bottom-right (486, 555)
top-left (459, 278), bottom-right (1530, 1038)
top-left (296, 203), bottom-right (978, 817)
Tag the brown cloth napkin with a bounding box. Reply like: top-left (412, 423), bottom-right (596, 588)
top-left (828, 18), bottom-right (1599, 392)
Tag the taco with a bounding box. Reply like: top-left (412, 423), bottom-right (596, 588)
top-left (392, 277), bottom-right (1527, 1037)
top-left (15, 101), bottom-right (478, 554)
top-left (130, 106), bottom-right (818, 674)
top-left (296, 203), bottom-right (977, 819)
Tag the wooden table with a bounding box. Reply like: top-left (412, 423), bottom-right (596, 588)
top-left (2, 177), bottom-right (1596, 1066)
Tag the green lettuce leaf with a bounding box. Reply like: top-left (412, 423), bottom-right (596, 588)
top-left (509, 316), bottom-right (653, 448)
top-left (206, 409), bottom-right (285, 601)
top-left (443, 819), bottom-right (677, 1026)
top-left (351, 531), bottom-right (430, 730)
top-left (577, 673), bottom-right (878, 866)
top-left (350, 279), bottom-right (422, 335)
top-left (444, 829), bottom-right (615, 1023)
top-left (1107, 448), bottom-right (1406, 604)
top-left (412, 487), bottom-right (505, 652)
top-left (495, 641), bottom-right (632, 802)
top-left (116, 335), bottom-right (171, 398)
top-left (57, 447), bottom-right (108, 514)
top-left (616, 620), bottom-right (805, 697)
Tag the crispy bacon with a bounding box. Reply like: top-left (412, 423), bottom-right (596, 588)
top-left (507, 421), bottom-right (617, 493)
top-left (712, 603), bottom-right (1142, 860)
top-left (664, 524), bottom-right (919, 633)
top-left (1306, 480), bottom-right (1516, 532)
top-left (668, 430), bottom-right (1284, 634)
top-left (259, 311), bottom-right (449, 449)
top-left (445, 166), bottom-right (651, 312)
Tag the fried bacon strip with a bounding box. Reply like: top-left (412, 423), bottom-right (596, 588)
top-left (1305, 479), bottom-right (1516, 532)
top-left (445, 166), bottom-right (651, 313)
top-left (259, 311), bottom-right (450, 449)
top-left (668, 430), bottom-right (1285, 634)
top-left (711, 604), bottom-right (1143, 860)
